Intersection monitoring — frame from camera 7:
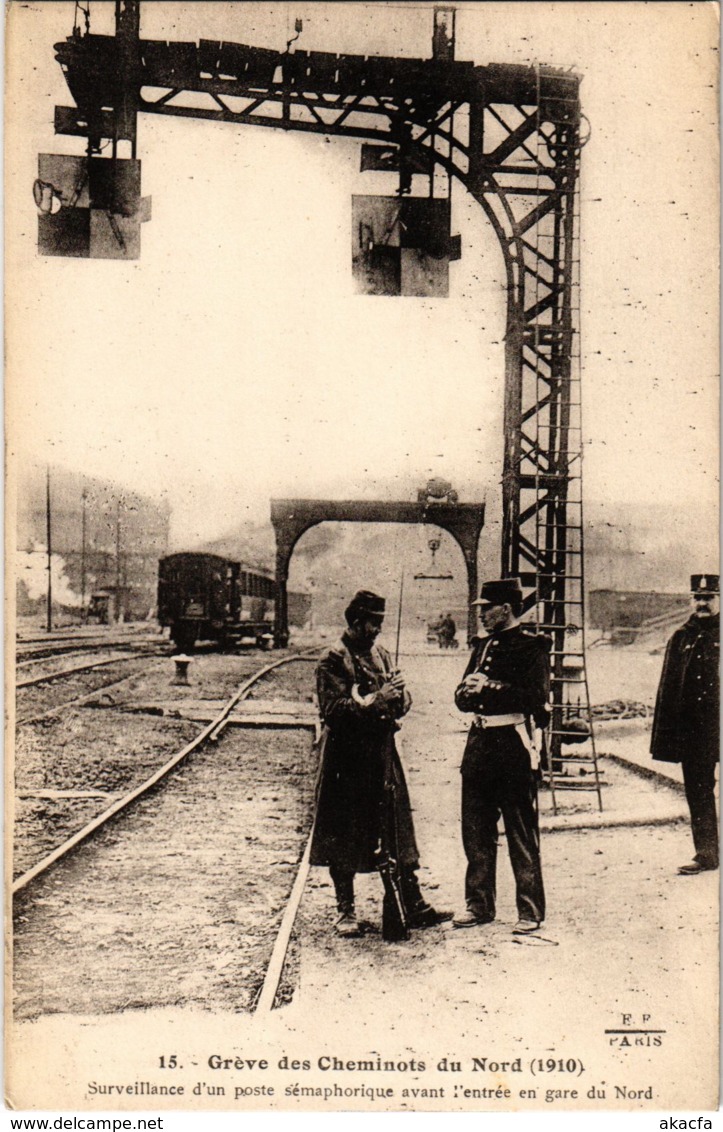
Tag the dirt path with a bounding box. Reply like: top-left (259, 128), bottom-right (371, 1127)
top-left (289, 653), bottom-right (718, 1111)
top-left (8, 650), bottom-right (718, 1113)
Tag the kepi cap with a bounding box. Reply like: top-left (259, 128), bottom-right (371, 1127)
top-left (472, 578), bottom-right (523, 608)
top-left (691, 574), bottom-right (719, 596)
top-left (345, 589), bottom-right (386, 623)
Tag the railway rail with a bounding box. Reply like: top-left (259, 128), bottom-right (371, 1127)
top-left (16, 662), bottom-right (168, 727)
top-left (16, 631), bottom-right (161, 663)
top-left (16, 641), bottom-right (164, 669)
top-left (13, 649), bottom-right (318, 893)
top-left (15, 642), bottom-right (172, 725)
top-left (13, 647), bottom-right (323, 1018)
top-left (17, 650), bottom-right (167, 689)
top-left (18, 649), bottom-right (113, 671)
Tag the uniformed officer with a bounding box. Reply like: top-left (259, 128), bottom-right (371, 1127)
top-left (452, 578), bottom-right (551, 932)
top-left (651, 574), bottom-right (720, 875)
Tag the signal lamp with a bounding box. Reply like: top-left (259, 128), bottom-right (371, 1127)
top-left (33, 179), bottom-right (63, 215)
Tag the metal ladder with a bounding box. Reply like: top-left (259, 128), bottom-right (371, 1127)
top-left (526, 69), bottom-right (602, 813)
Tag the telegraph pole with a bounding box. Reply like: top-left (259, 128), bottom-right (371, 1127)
top-left (45, 467), bottom-right (52, 632)
top-left (115, 496), bottom-right (123, 623)
top-left (80, 487), bottom-right (88, 618)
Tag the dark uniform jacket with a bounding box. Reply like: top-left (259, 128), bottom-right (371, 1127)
top-left (455, 625), bottom-right (551, 775)
top-left (651, 614), bottom-right (719, 765)
top-left (309, 634), bottom-right (419, 873)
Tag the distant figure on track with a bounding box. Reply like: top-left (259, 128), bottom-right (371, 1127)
top-left (651, 573), bottom-right (719, 875)
top-left (438, 612), bottom-right (457, 649)
top-left (310, 589), bottom-right (451, 937)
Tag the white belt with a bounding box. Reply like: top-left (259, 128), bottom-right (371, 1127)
top-left (473, 713), bottom-right (525, 728)
top-left (473, 715), bottom-right (541, 771)
top-left (514, 723), bottom-right (542, 771)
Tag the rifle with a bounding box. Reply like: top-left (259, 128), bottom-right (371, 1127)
top-left (375, 730), bottom-right (410, 942)
top-left (374, 572), bottom-right (410, 941)
top-left (395, 572), bottom-right (404, 667)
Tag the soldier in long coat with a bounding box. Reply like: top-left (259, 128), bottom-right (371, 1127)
top-left (310, 589), bottom-right (450, 936)
top-left (452, 578), bottom-right (551, 933)
top-left (651, 574), bottom-right (719, 874)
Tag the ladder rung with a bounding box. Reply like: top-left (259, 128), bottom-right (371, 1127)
top-left (548, 775), bottom-right (603, 783)
top-left (529, 425), bottom-right (583, 432)
top-left (548, 754), bottom-right (598, 763)
top-left (525, 489), bottom-right (584, 496)
top-left (530, 518), bottom-right (584, 525)
top-left (548, 756), bottom-right (600, 765)
top-left (547, 769), bottom-right (606, 778)
top-left (546, 782), bottom-right (604, 791)
top-left (522, 483), bottom-right (583, 492)
top-left (523, 401), bottom-right (582, 407)
top-left (520, 471), bottom-right (582, 480)
top-left (520, 574), bottom-right (584, 584)
top-left (547, 772), bottom-right (603, 782)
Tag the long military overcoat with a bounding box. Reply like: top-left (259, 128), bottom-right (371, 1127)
top-left (651, 614), bottom-right (719, 765)
top-left (309, 635), bottom-right (420, 874)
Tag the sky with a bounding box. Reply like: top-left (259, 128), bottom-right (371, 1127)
top-left (6, 1), bottom-right (719, 560)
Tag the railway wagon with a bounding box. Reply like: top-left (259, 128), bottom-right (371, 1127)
top-left (158, 552), bottom-right (275, 652)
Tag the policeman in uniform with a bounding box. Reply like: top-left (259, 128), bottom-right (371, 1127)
top-left (310, 590), bottom-right (451, 936)
top-left (651, 574), bottom-right (720, 875)
top-left (452, 578), bottom-right (551, 932)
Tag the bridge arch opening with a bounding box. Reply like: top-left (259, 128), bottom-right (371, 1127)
top-left (271, 498), bottom-right (484, 647)
top-left (288, 521), bottom-right (472, 647)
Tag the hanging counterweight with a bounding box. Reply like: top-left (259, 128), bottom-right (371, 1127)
top-left (414, 535), bottom-right (453, 581)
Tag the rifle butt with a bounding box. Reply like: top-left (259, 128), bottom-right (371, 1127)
top-left (382, 889), bottom-right (410, 942)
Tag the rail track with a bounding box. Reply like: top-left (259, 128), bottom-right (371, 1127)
top-left (16, 631), bottom-right (161, 663)
top-left (13, 647), bottom-right (323, 1019)
top-left (17, 650), bottom-right (167, 689)
top-left (15, 646), bottom-right (171, 725)
top-left (17, 648), bottom-right (115, 671)
top-left (16, 664), bottom-right (169, 727)
top-left (16, 639), bottom-right (164, 669)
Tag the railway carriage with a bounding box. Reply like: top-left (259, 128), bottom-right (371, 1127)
top-left (158, 552), bottom-right (275, 652)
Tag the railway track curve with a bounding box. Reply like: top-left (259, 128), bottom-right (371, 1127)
top-left (13, 648), bottom-right (324, 1019)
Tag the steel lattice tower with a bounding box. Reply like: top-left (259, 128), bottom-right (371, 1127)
top-left (41, 2), bottom-right (602, 807)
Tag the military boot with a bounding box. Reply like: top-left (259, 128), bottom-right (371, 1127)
top-left (334, 902), bottom-right (360, 937)
top-left (401, 871), bottom-right (453, 929)
top-left (330, 868), bottom-right (360, 936)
